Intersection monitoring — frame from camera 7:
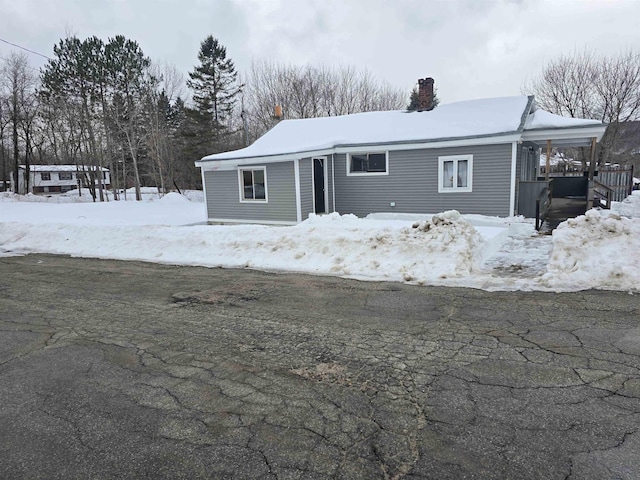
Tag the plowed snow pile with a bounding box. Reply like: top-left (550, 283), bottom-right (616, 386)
top-left (0, 210), bottom-right (489, 285)
top-left (612, 190), bottom-right (640, 218)
top-left (542, 209), bottom-right (640, 291)
top-left (291, 210), bottom-right (485, 283)
top-left (3, 189), bottom-right (640, 292)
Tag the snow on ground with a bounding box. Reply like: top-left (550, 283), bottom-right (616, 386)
top-left (1, 191), bottom-right (639, 292)
top-left (611, 189), bottom-right (640, 218)
top-left (0, 190), bottom-right (204, 226)
top-left (541, 208), bottom-right (640, 291)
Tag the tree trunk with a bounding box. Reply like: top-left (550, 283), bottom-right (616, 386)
top-left (24, 131), bottom-right (31, 194)
top-left (12, 102), bottom-right (19, 193)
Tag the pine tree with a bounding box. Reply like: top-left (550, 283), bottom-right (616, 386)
top-left (406, 85), bottom-right (440, 111)
top-left (187, 36), bottom-right (241, 134)
top-left (407, 87), bottom-right (420, 111)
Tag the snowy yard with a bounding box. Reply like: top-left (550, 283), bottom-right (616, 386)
top-left (1, 188), bottom-right (639, 292)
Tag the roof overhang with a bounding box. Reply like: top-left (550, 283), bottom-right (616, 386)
top-left (521, 124), bottom-right (607, 148)
top-left (196, 133), bottom-right (522, 171)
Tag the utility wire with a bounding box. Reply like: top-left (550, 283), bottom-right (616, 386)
top-left (0, 37), bottom-right (52, 60)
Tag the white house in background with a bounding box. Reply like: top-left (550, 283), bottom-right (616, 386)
top-left (11, 165), bottom-right (110, 194)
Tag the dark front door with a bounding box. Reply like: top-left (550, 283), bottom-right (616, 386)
top-left (313, 158), bottom-right (326, 214)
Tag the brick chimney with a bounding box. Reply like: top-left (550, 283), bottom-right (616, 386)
top-left (417, 77), bottom-right (435, 111)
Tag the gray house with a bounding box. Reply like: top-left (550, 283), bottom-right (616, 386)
top-left (196, 79), bottom-right (606, 225)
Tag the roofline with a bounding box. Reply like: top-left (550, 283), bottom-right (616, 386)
top-left (517, 96), bottom-right (536, 133)
top-left (195, 132), bottom-right (521, 170)
top-left (521, 123), bottom-right (607, 143)
top-left (197, 133), bottom-right (522, 170)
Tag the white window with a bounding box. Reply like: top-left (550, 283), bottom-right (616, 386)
top-left (438, 155), bottom-right (473, 193)
top-left (40, 172), bottom-right (51, 181)
top-left (58, 171), bottom-right (73, 181)
top-left (238, 167), bottom-right (267, 202)
top-left (347, 152), bottom-right (388, 176)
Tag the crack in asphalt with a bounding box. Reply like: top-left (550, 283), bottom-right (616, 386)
top-left (0, 255), bottom-right (639, 479)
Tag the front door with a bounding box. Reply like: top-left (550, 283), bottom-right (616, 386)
top-left (313, 158), bottom-right (326, 214)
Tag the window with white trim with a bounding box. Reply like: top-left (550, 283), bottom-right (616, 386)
top-left (58, 171), bottom-right (73, 181)
top-left (40, 172), bottom-right (51, 181)
top-left (438, 155), bottom-right (473, 193)
top-left (239, 167), bottom-right (267, 202)
top-left (347, 152), bottom-right (388, 175)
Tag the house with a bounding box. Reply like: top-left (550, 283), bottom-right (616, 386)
top-left (195, 78), bottom-right (607, 225)
top-left (11, 165), bottom-right (110, 195)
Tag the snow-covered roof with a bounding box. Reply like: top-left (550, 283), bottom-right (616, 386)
top-left (197, 95), bottom-right (607, 165)
top-left (20, 165), bottom-right (109, 172)
top-left (524, 109), bottom-right (602, 130)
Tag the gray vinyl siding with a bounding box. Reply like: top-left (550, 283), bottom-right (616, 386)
top-left (299, 158), bottom-right (313, 220)
top-left (204, 161), bottom-right (297, 223)
top-left (334, 143), bottom-right (513, 217)
top-left (327, 155), bottom-right (335, 212)
top-left (515, 144), bottom-right (523, 214)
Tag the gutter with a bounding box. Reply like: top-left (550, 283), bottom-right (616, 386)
top-left (196, 133), bottom-right (522, 169)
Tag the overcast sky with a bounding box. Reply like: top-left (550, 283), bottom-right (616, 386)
top-left (1, 0), bottom-right (640, 105)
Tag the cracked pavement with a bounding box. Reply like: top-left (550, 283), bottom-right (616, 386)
top-left (0, 254), bottom-right (639, 479)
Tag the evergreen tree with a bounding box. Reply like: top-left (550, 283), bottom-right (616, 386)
top-left (187, 36), bottom-right (241, 136)
top-left (407, 87), bottom-right (419, 111)
top-left (406, 85), bottom-right (440, 111)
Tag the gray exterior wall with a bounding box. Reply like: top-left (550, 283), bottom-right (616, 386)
top-left (327, 155), bottom-right (335, 212)
top-left (515, 143), bottom-right (523, 214)
top-left (204, 161), bottom-right (297, 223)
top-left (334, 143), bottom-right (514, 217)
top-left (299, 158), bottom-right (313, 220)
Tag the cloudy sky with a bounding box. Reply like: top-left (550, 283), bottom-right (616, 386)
top-left (1, 0), bottom-right (639, 104)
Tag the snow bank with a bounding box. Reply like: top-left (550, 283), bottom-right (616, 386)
top-left (158, 192), bottom-right (191, 204)
top-left (2, 191), bottom-right (639, 292)
top-left (542, 209), bottom-right (640, 291)
top-left (0, 189), bottom-right (205, 204)
top-left (611, 190), bottom-right (640, 218)
top-left (0, 211), bottom-right (490, 286)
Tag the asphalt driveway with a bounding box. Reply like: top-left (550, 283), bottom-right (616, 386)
top-left (0, 254), bottom-right (639, 479)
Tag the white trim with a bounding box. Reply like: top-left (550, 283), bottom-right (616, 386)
top-left (237, 166), bottom-right (268, 203)
top-left (293, 159), bottom-right (302, 223)
top-left (323, 157), bottom-right (329, 213)
top-left (195, 135), bottom-right (522, 169)
top-left (522, 125), bottom-right (606, 143)
top-left (438, 154), bottom-right (473, 193)
top-left (207, 218), bottom-right (297, 226)
top-left (200, 166), bottom-right (208, 221)
top-left (346, 151), bottom-right (389, 176)
top-left (509, 142), bottom-right (517, 217)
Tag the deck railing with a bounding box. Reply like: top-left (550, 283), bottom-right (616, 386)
top-left (593, 180), bottom-right (613, 209)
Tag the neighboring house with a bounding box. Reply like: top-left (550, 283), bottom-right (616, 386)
top-left (11, 165), bottom-right (111, 194)
top-left (196, 78), bottom-right (607, 225)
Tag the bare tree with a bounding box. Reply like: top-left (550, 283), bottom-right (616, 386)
top-left (1, 53), bottom-right (37, 193)
top-left (525, 49), bottom-right (640, 165)
top-left (244, 61), bottom-right (406, 140)
top-left (0, 95), bottom-right (10, 191)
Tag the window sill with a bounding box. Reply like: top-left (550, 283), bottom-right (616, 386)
top-left (346, 171), bottom-right (389, 177)
top-left (438, 187), bottom-right (473, 194)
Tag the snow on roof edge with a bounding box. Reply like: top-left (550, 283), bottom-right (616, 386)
top-left (196, 132), bottom-right (524, 166)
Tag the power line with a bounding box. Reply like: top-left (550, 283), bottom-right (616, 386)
top-left (0, 37), bottom-right (52, 60)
